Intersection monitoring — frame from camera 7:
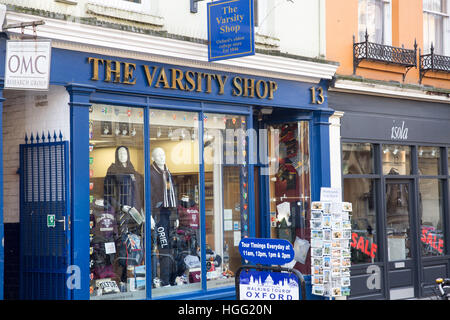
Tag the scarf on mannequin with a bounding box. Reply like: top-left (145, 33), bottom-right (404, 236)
top-left (152, 162), bottom-right (177, 208)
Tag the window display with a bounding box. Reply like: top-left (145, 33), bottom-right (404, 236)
top-left (342, 143), bottom-right (374, 175)
top-left (89, 106), bottom-right (252, 297)
top-left (418, 146), bottom-right (441, 175)
top-left (204, 113), bottom-right (249, 288)
top-left (89, 104), bottom-right (146, 299)
top-left (386, 181), bottom-right (412, 261)
top-left (419, 180), bottom-right (444, 256)
top-left (267, 121), bottom-right (311, 274)
top-left (149, 110), bottom-right (201, 296)
top-left (343, 178), bottom-right (377, 264)
top-left (382, 144), bottom-right (411, 175)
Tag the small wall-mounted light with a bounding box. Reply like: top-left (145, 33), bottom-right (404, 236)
top-left (190, 0), bottom-right (205, 13)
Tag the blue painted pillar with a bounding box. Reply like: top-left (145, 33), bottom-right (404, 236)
top-left (65, 83), bottom-right (95, 300)
top-left (311, 108), bottom-right (334, 202)
top-left (0, 80), bottom-right (4, 300)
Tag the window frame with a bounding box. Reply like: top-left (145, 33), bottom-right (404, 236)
top-left (89, 0), bottom-right (152, 14)
top-left (423, 0), bottom-right (450, 55)
top-left (358, 0), bottom-right (392, 45)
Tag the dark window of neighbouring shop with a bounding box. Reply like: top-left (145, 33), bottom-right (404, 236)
top-left (418, 146), bottom-right (445, 256)
top-left (418, 146), bottom-right (441, 175)
top-left (342, 143), bottom-right (379, 264)
top-left (382, 144), bottom-right (411, 175)
top-left (342, 143), bottom-right (374, 175)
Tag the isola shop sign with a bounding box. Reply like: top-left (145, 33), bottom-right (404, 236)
top-left (87, 57), bottom-right (278, 100)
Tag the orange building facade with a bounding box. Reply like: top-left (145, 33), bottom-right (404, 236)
top-left (326, 0), bottom-right (450, 300)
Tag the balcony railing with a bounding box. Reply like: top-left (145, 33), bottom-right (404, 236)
top-left (419, 44), bottom-right (450, 83)
top-left (353, 31), bottom-right (417, 81)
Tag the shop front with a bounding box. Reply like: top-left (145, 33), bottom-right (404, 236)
top-left (330, 91), bottom-right (450, 300)
top-left (1, 40), bottom-right (335, 299)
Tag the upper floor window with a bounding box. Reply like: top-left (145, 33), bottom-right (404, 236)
top-left (90, 0), bottom-right (151, 13)
top-left (358, 0), bottom-right (392, 45)
top-left (423, 0), bottom-right (449, 55)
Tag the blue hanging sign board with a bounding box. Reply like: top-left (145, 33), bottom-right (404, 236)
top-left (239, 237), bottom-right (295, 266)
top-left (207, 0), bottom-right (255, 62)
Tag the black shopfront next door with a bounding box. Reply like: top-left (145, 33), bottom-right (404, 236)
top-left (384, 179), bottom-right (418, 300)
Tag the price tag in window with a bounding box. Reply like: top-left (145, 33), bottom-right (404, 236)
top-left (105, 242), bottom-right (116, 254)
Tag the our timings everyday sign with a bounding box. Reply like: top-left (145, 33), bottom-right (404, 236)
top-left (207, 0), bottom-right (255, 62)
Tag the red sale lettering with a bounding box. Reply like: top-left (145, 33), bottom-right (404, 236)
top-left (421, 228), bottom-right (443, 254)
top-left (351, 232), bottom-right (377, 259)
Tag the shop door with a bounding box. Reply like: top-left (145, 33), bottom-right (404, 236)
top-left (385, 180), bottom-right (417, 299)
top-left (19, 135), bottom-right (71, 300)
top-left (265, 121), bottom-right (311, 274)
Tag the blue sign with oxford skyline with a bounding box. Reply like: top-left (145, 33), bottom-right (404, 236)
top-left (207, 0), bottom-right (255, 62)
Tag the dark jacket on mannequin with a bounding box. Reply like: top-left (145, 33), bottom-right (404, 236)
top-left (104, 146), bottom-right (144, 218)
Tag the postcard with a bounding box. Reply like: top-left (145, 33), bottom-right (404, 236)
top-left (322, 215), bottom-right (331, 228)
top-left (312, 247), bottom-right (323, 257)
top-left (342, 202), bottom-right (352, 211)
top-left (312, 210), bottom-right (322, 219)
top-left (311, 219), bottom-right (322, 229)
top-left (312, 285), bottom-right (324, 296)
top-left (311, 239), bottom-right (323, 248)
top-left (312, 202), bottom-right (323, 210)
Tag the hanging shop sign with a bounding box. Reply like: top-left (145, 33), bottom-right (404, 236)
top-left (4, 40), bottom-right (51, 90)
top-left (239, 237), bottom-right (295, 266)
top-left (207, 0), bottom-right (255, 62)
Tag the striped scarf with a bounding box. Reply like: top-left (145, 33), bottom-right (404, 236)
top-left (153, 163), bottom-right (177, 208)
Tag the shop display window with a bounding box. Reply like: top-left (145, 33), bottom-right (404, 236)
top-left (343, 179), bottom-right (378, 264)
top-left (149, 110), bottom-right (201, 297)
top-left (419, 179), bottom-right (445, 256)
top-left (204, 113), bottom-right (248, 288)
top-left (89, 104), bottom-right (146, 299)
top-left (382, 144), bottom-right (411, 175)
top-left (385, 181), bottom-right (412, 261)
top-left (267, 121), bottom-right (311, 274)
top-left (342, 143), bottom-right (374, 175)
top-left (418, 146), bottom-right (441, 175)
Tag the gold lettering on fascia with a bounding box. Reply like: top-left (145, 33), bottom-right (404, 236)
top-left (87, 57), bottom-right (278, 100)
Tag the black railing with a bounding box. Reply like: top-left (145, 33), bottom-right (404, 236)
top-left (419, 44), bottom-right (450, 83)
top-left (353, 31), bottom-right (417, 81)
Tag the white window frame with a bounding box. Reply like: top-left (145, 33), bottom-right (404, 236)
top-left (89, 0), bottom-right (152, 14)
top-left (358, 0), bottom-right (392, 45)
top-left (254, 0), bottom-right (273, 36)
top-left (423, 0), bottom-right (450, 55)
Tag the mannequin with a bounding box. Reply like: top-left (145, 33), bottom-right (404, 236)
top-left (150, 147), bottom-right (179, 286)
top-left (104, 146), bottom-right (145, 281)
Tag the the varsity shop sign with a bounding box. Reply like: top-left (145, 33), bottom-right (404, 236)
top-left (5, 40), bottom-right (51, 90)
top-left (87, 57), bottom-right (278, 101)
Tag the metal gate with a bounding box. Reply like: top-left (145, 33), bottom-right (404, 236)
top-left (19, 132), bottom-right (70, 300)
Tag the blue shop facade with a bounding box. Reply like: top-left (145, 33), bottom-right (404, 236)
top-left (0, 43), bottom-right (335, 300)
